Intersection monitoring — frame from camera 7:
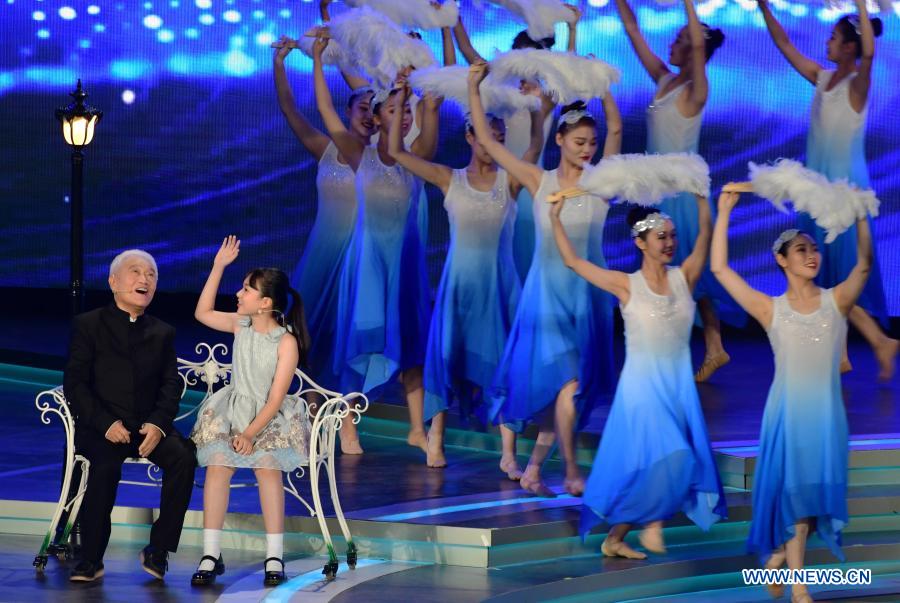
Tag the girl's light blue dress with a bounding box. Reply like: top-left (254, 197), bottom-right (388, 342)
top-left (647, 74), bottom-right (745, 327)
top-left (582, 268), bottom-right (726, 533)
top-left (291, 142), bottom-right (357, 391)
top-left (489, 169), bottom-right (614, 427)
top-left (192, 318), bottom-right (310, 471)
top-left (334, 145), bottom-right (431, 395)
top-left (423, 169), bottom-right (520, 423)
top-left (801, 70), bottom-right (887, 323)
top-left (748, 289), bottom-right (849, 562)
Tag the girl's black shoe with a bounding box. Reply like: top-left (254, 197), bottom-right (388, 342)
top-left (190, 555), bottom-right (225, 586)
top-left (263, 557), bottom-right (286, 587)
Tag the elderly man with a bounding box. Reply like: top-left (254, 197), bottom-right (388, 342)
top-left (63, 249), bottom-right (197, 582)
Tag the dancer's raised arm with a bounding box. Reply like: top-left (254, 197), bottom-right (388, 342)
top-left (312, 36), bottom-right (365, 170)
top-left (566, 4), bottom-right (582, 53)
top-left (679, 194), bottom-right (711, 290)
top-left (467, 63), bottom-right (543, 195)
top-left (410, 89), bottom-right (442, 160)
top-left (388, 85), bottom-right (453, 192)
top-left (273, 37), bottom-right (330, 160)
top-left (551, 198), bottom-right (630, 302)
top-left (683, 0), bottom-right (709, 115)
top-left (710, 191), bottom-right (773, 327)
top-left (757, 0), bottom-right (820, 84)
top-left (601, 93), bottom-right (623, 158)
top-left (613, 0), bottom-right (669, 82)
top-left (834, 215), bottom-right (872, 315)
top-left (849, 0), bottom-right (876, 112)
top-left (452, 16), bottom-right (485, 64)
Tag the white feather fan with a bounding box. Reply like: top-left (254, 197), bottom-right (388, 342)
top-left (490, 49), bottom-right (620, 105)
top-left (345, 0), bottom-right (459, 30)
top-left (579, 153), bottom-right (711, 204)
top-left (483, 0), bottom-right (577, 41)
top-left (409, 66), bottom-right (541, 117)
top-left (749, 159), bottom-right (879, 243)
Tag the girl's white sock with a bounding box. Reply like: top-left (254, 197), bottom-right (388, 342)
top-left (198, 528), bottom-right (222, 571)
top-left (265, 533), bottom-right (284, 572)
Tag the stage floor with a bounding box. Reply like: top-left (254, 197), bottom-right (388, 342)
top-left (1, 335), bottom-right (899, 602)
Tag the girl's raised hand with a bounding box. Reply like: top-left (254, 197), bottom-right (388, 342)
top-left (549, 197), bottom-right (566, 219)
top-left (468, 61), bottom-right (489, 87)
top-left (213, 235), bottom-right (241, 268)
top-left (717, 190), bottom-right (741, 212)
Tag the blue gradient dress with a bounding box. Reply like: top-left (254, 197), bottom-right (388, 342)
top-left (489, 169), bottom-right (614, 426)
top-left (504, 109), bottom-right (554, 282)
top-left (647, 75), bottom-right (745, 327)
top-left (423, 169), bottom-right (520, 423)
top-left (291, 142), bottom-right (357, 391)
top-left (334, 145), bottom-right (431, 395)
top-left (582, 268), bottom-right (726, 533)
top-left (801, 70), bottom-right (887, 323)
top-left (747, 289), bottom-right (848, 561)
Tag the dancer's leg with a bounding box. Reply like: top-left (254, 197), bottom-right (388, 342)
top-left (601, 524), bottom-right (646, 559)
top-left (849, 305), bottom-right (898, 380)
top-left (401, 367), bottom-right (427, 451)
top-left (554, 379), bottom-right (583, 496)
top-left (695, 299), bottom-right (730, 383)
top-left (426, 410), bottom-right (447, 468)
top-left (638, 520), bottom-right (666, 554)
top-left (521, 410), bottom-right (557, 498)
top-left (785, 519), bottom-right (812, 601)
top-left (499, 423), bottom-right (522, 480)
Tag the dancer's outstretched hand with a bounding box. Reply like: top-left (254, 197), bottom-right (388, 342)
top-left (272, 35), bottom-right (296, 61)
top-left (549, 196), bottom-right (566, 219)
top-left (312, 32), bottom-right (330, 57)
top-left (717, 190), bottom-right (741, 212)
top-left (468, 61), bottom-right (489, 87)
top-left (565, 4), bottom-right (583, 25)
top-left (213, 235), bottom-right (241, 268)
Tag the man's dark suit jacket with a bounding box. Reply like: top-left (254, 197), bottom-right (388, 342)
top-left (64, 303), bottom-right (182, 439)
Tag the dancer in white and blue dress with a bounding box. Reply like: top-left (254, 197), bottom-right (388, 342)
top-left (555, 197), bottom-right (725, 559)
top-left (614, 0), bottom-right (741, 383)
top-left (451, 10), bottom-right (580, 280)
top-left (273, 37), bottom-right (373, 456)
top-left (190, 237), bottom-right (312, 588)
top-left (758, 0), bottom-right (896, 380)
top-left (467, 62), bottom-right (618, 498)
top-left (312, 36), bottom-right (441, 454)
top-left (388, 87), bottom-right (553, 471)
top-left (711, 189), bottom-right (874, 603)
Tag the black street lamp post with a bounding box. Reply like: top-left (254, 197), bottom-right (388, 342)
top-left (56, 79), bottom-right (102, 316)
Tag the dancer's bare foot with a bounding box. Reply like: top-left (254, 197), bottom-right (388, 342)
top-left (499, 455), bottom-right (523, 481)
top-left (520, 474), bottom-right (557, 498)
top-left (875, 338), bottom-right (898, 381)
top-left (426, 433), bottom-right (447, 468)
top-left (563, 475), bottom-right (585, 497)
top-left (638, 524), bottom-right (666, 554)
top-left (763, 549), bottom-right (786, 599)
top-left (340, 438), bottom-right (364, 455)
top-left (840, 359), bottom-right (853, 374)
top-left (791, 586), bottom-right (814, 602)
top-left (601, 539), bottom-right (647, 560)
top-left (694, 352), bottom-right (730, 383)
top-left (407, 430), bottom-right (428, 453)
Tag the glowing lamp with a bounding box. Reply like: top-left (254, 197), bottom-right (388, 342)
top-left (55, 80), bottom-right (103, 148)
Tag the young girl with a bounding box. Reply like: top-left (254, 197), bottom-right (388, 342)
top-left (711, 190), bottom-right (873, 603)
top-left (555, 196), bottom-right (725, 558)
top-left (190, 236), bottom-right (312, 588)
top-left (312, 36), bottom-right (440, 452)
top-left (757, 0), bottom-right (895, 379)
top-left (388, 82), bottom-right (553, 472)
top-left (273, 36), bottom-right (373, 454)
top-left (468, 62), bottom-right (619, 497)
top-left (614, 0), bottom-right (739, 382)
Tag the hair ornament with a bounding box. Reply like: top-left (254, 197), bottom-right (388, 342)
top-left (772, 229), bottom-right (800, 254)
top-left (631, 212), bottom-right (672, 238)
top-left (561, 108), bottom-right (592, 125)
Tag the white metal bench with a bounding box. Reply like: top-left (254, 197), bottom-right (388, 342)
top-left (32, 342), bottom-right (368, 581)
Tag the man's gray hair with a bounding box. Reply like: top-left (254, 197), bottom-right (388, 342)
top-left (109, 249), bottom-right (158, 277)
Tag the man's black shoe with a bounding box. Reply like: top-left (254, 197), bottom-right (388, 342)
top-left (140, 545), bottom-right (168, 580)
top-left (69, 560), bottom-right (104, 582)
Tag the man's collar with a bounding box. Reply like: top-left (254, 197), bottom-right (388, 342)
top-left (106, 301), bottom-right (146, 324)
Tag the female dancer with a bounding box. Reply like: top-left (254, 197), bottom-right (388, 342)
top-left (469, 62), bottom-right (620, 497)
top-left (389, 84), bottom-right (553, 471)
top-left (313, 36), bottom-right (441, 451)
top-left (273, 36), bottom-right (373, 454)
top-left (757, 0), bottom-right (895, 379)
top-left (554, 196), bottom-right (725, 559)
top-left (712, 190), bottom-right (872, 602)
top-left (191, 236), bottom-right (312, 587)
top-left (452, 8), bottom-right (580, 280)
top-left (614, 0), bottom-right (737, 382)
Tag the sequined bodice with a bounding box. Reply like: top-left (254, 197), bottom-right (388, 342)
top-left (622, 268), bottom-right (695, 356)
top-left (446, 169), bottom-right (513, 254)
top-left (767, 289), bottom-right (846, 380)
top-left (315, 142), bottom-right (357, 231)
top-left (533, 169), bottom-right (607, 262)
top-left (356, 145), bottom-right (419, 237)
top-left (646, 74), bottom-right (703, 154)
